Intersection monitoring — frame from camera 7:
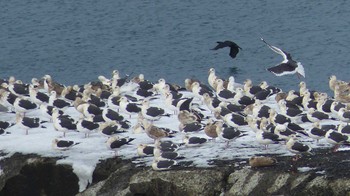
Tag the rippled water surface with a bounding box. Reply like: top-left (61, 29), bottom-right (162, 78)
top-left (1, 1), bottom-right (350, 94)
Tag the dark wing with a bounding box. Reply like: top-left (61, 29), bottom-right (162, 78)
top-left (291, 141), bottom-right (310, 152)
top-left (57, 140), bottom-right (74, 148)
top-left (156, 160), bottom-right (176, 169)
top-left (111, 138), bottom-right (134, 148)
top-left (81, 120), bottom-right (99, 130)
top-left (105, 109), bottom-right (124, 121)
top-left (87, 104), bottom-right (102, 115)
top-left (160, 151), bottom-right (179, 159)
top-left (211, 41), bottom-right (233, 50)
top-left (343, 111), bottom-right (350, 119)
top-left (262, 131), bottom-right (280, 141)
top-left (212, 41), bottom-right (241, 59)
top-left (143, 146), bottom-right (155, 155)
top-left (267, 63), bottom-right (297, 76)
top-left (19, 100), bottom-right (37, 109)
top-left (36, 92), bottom-right (50, 102)
top-left (22, 117), bottom-right (39, 127)
top-left (178, 97), bottom-right (193, 112)
top-left (126, 103), bottom-right (141, 112)
top-left (329, 131), bottom-right (348, 143)
top-left (102, 125), bottom-right (125, 135)
top-left (310, 128), bottom-right (326, 137)
top-left (189, 137), bottom-right (207, 144)
top-left (13, 84), bottom-right (29, 95)
top-left (59, 117), bottom-right (77, 130)
top-left (229, 46), bottom-right (240, 58)
top-left (222, 127), bottom-right (241, 139)
top-left (146, 107), bottom-right (165, 117)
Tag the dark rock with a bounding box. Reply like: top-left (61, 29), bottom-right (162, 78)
top-left (3, 148), bottom-right (350, 196)
top-left (0, 153), bottom-right (79, 196)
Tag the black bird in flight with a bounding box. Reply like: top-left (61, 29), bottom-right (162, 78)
top-left (211, 40), bottom-right (242, 59)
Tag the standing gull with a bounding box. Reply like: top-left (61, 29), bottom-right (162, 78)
top-left (16, 114), bottom-right (47, 135)
top-left (261, 38), bottom-right (305, 78)
top-left (142, 119), bottom-right (175, 142)
top-left (141, 99), bottom-right (171, 121)
top-left (286, 135), bottom-right (312, 161)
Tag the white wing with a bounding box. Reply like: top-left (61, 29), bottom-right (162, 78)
top-left (261, 38), bottom-right (288, 61)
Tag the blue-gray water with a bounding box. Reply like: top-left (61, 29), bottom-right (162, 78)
top-left (1, 1), bottom-right (350, 94)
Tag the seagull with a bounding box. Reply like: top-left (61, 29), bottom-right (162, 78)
top-left (211, 40), bottom-right (242, 59)
top-left (77, 103), bottom-right (102, 119)
top-left (119, 96), bottom-right (141, 118)
top-left (261, 38), bottom-right (305, 78)
top-left (49, 91), bottom-right (71, 110)
top-left (216, 125), bottom-right (247, 148)
top-left (154, 140), bottom-right (181, 152)
top-left (183, 135), bottom-right (208, 147)
top-left (256, 118), bottom-right (283, 149)
top-left (153, 148), bottom-right (182, 161)
top-left (16, 114), bottom-right (47, 135)
top-left (137, 144), bottom-right (155, 156)
top-left (223, 112), bottom-right (248, 128)
top-left (29, 85), bottom-right (50, 104)
top-left (102, 108), bottom-right (124, 123)
top-left (40, 105), bottom-right (64, 121)
top-left (152, 159), bottom-right (177, 171)
top-left (204, 119), bottom-right (222, 140)
top-left (0, 120), bottom-right (15, 131)
top-left (179, 121), bottom-right (204, 133)
top-left (51, 108), bottom-right (77, 137)
top-left (106, 136), bottom-right (135, 156)
top-left (338, 123), bottom-right (350, 135)
top-left (256, 128), bottom-right (282, 150)
top-left (13, 97), bottom-right (38, 115)
top-left (338, 108), bottom-right (350, 124)
top-left (76, 117), bottom-right (100, 138)
top-left (164, 93), bottom-right (193, 114)
top-left (142, 119), bottom-right (176, 142)
top-left (7, 83), bottom-right (29, 97)
top-left (307, 122), bottom-right (327, 143)
top-left (325, 129), bottom-right (350, 152)
top-left (99, 122), bottom-right (126, 137)
top-left (141, 99), bottom-right (171, 121)
top-left (52, 139), bottom-right (80, 151)
top-left (286, 135), bottom-right (312, 161)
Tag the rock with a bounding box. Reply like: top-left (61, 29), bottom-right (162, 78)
top-left (129, 169), bottom-right (226, 196)
top-left (0, 153), bottom-right (79, 196)
top-left (4, 149), bottom-right (350, 195)
top-left (227, 168), bottom-right (265, 196)
top-left (267, 173), bottom-right (290, 194)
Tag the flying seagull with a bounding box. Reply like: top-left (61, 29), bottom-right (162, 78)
top-left (261, 38), bottom-right (305, 78)
top-left (211, 40), bottom-right (242, 59)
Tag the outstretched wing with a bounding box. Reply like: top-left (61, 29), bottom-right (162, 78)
top-left (211, 41), bottom-right (233, 50)
top-left (267, 63), bottom-right (297, 76)
top-left (261, 38), bottom-right (290, 61)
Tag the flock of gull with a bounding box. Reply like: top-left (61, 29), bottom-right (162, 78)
top-left (1, 67), bottom-right (350, 171)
